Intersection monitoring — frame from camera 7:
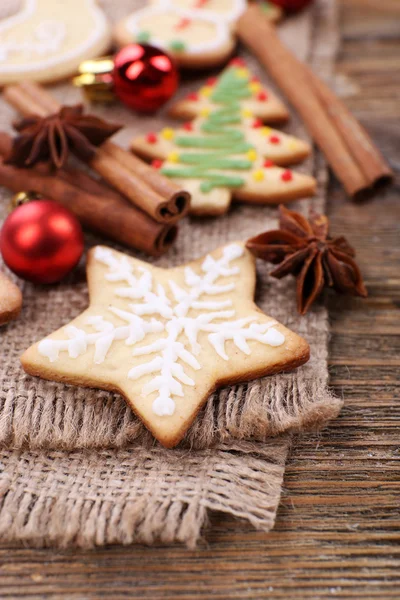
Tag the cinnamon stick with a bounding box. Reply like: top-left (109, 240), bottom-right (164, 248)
top-left (304, 66), bottom-right (393, 190)
top-left (3, 82), bottom-right (191, 223)
top-left (0, 132), bottom-right (177, 256)
top-left (237, 6), bottom-right (392, 199)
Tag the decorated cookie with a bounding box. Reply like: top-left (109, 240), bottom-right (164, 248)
top-left (21, 243), bottom-right (310, 447)
top-left (0, 0), bottom-right (112, 85)
top-left (113, 0), bottom-right (281, 69)
top-left (169, 59), bottom-right (289, 125)
top-left (131, 64), bottom-right (315, 216)
top-left (0, 271), bottom-right (22, 325)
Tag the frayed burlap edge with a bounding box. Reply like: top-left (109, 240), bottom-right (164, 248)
top-left (0, 439), bottom-right (289, 549)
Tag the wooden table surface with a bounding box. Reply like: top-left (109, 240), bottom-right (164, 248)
top-left (1, 1), bottom-right (399, 597)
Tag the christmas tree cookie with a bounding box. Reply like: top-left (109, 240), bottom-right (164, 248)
top-left (21, 242), bottom-right (309, 447)
top-left (169, 59), bottom-right (289, 125)
top-left (131, 63), bottom-right (316, 216)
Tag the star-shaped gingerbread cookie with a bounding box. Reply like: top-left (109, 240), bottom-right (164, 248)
top-left (21, 243), bottom-right (310, 447)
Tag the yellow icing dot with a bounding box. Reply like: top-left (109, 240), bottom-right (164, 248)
top-left (237, 68), bottom-right (249, 78)
top-left (246, 149), bottom-right (257, 162)
top-left (167, 151), bottom-right (179, 163)
top-left (200, 107), bottom-right (210, 117)
top-left (241, 108), bottom-right (253, 118)
top-left (161, 128), bottom-right (175, 141)
top-left (261, 126), bottom-right (272, 136)
top-left (252, 169), bottom-right (265, 182)
top-left (249, 82), bottom-right (261, 94)
top-left (288, 139), bottom-right (299, 150)
top-left (200, 86), bottom-right (212, 97)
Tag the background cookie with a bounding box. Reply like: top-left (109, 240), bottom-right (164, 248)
top-left (113, 5), bottom-right (235, 69)
top-left (0, 271), bottom-right (22, 325)
top-left (113, 0), bottom-right (282, 69)
top-left (131, 63), bottom-right (315, 215)
top-left (0, 0), bottom-right (112, 85)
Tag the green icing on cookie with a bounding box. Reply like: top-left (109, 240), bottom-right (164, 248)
top-left (161, 67), bottom-right (257, 193)
top-left (136, 31), bottom-right (150, 43)
top-left (169, 40), bottom-right (186, 52)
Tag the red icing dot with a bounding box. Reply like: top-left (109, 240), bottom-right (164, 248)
top-left (257, 91), bottom-right (268, 101)
top-left (146, 133), bottom-right (157, 144)
top-left (152, 159), bottom-right (163, 169)
top-left (206, 77), bottom-right (217, 86)
top-left (183, 122), bottom-right (193, 131)
top-left (269, 135), bottom-right (281, 144)
top-left (263, 159), bottom-right (274, 168)
top-left (281, 169), bottom-right (293, 182)
top-left (251, 76), bottom-right (260, 82)
top-left (230, 57), bottom-right (246, 67)
top-left (187, 92), bottom-right (199, 101)
top-left (175, 17), bottom-right (191, 30)
top-left (252, 119), bottom-right (263, 129)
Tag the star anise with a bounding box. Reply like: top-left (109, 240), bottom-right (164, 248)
top-left (5, 105), bottom-right (121, 169)
top-left (246, 205), bottom-right (367, 314)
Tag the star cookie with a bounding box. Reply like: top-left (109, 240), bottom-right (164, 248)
top-left (21, 243), bottom-right (310, 447)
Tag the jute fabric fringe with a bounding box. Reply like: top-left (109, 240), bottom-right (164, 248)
top-left (0, 0), bottom-right (341, 546)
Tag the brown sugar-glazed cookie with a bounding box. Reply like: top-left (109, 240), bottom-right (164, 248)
top-left (131, 63), bottom-right (315, 216)
top-left (0, 271), bottom-right (22, 325)
top-left (21, 243), bottom-right (310, 447)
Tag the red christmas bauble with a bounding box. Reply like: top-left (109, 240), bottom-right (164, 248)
top-left (112, 44), bottom-right (179, 113)
top-left (0, 200), bottom-right (84, 284)
top-left (268, 0), bottom-right (314, 12)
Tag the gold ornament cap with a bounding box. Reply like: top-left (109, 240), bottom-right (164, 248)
top-left (9, 191), bottom-right (42, 212)
top-left (73, 57), bottom-right (115, 103)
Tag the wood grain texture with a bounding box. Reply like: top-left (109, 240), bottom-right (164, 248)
top-left (0, 0), bottom-right (399, 597)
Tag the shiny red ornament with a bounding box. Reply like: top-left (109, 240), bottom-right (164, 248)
top-left (112, 44), bottom-right (179, 113)
top-left (0, 200), bottom-right (84, 284)
top-left (268, 0), bottom-right (314, 12)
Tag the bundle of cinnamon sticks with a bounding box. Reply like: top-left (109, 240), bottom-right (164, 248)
top-left (237, 5), bottom-right (392, 199)
top-left (1, 81), bottom-right (191, 256)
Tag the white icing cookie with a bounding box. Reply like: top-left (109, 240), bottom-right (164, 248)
top-left (131, 64), bottom-right (315, 216)
top-left (21, 243), bottom-right (310, 447)
top-left (113, 0), bottom-right (281, 68)
top-left (0, 0), bottom-right (112, 85)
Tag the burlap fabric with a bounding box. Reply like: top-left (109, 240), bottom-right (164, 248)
top-left (0, 0), bottom-right (341, 547)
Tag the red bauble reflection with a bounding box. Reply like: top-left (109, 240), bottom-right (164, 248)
top-left (268, 0), bottom-right (314, 11)
top-left (113, 44), bottom-right (179, 113)
top-left (0, 200), bottom-right (84, 284)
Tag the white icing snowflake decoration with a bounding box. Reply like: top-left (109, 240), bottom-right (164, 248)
top-left (38, 244), bottom-right (285, 417)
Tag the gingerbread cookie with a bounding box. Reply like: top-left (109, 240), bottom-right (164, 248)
top-left (0, 271), bottom-right (22, 325)
top-left (113, 0), bottom-right (281, 69)
top-left (0, 0), bottom-right (112, 85)
top-left (21, 243), bottom-right (310, 447)
top-left (131, 64), bottom-right (315, 216)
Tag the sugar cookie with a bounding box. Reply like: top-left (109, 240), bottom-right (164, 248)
top-left (169, 60), bottom-right (289, 125)
top-left (131, 64), bottom-right (315, 216)
top-left (21, 243), bottom-right (310, 447)
top-left (0, 271), bottom-right (22, 325)
top-left (0, 0), bottom-right (112, 85)
top-left (113, 0), bottom-right (281, 69)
